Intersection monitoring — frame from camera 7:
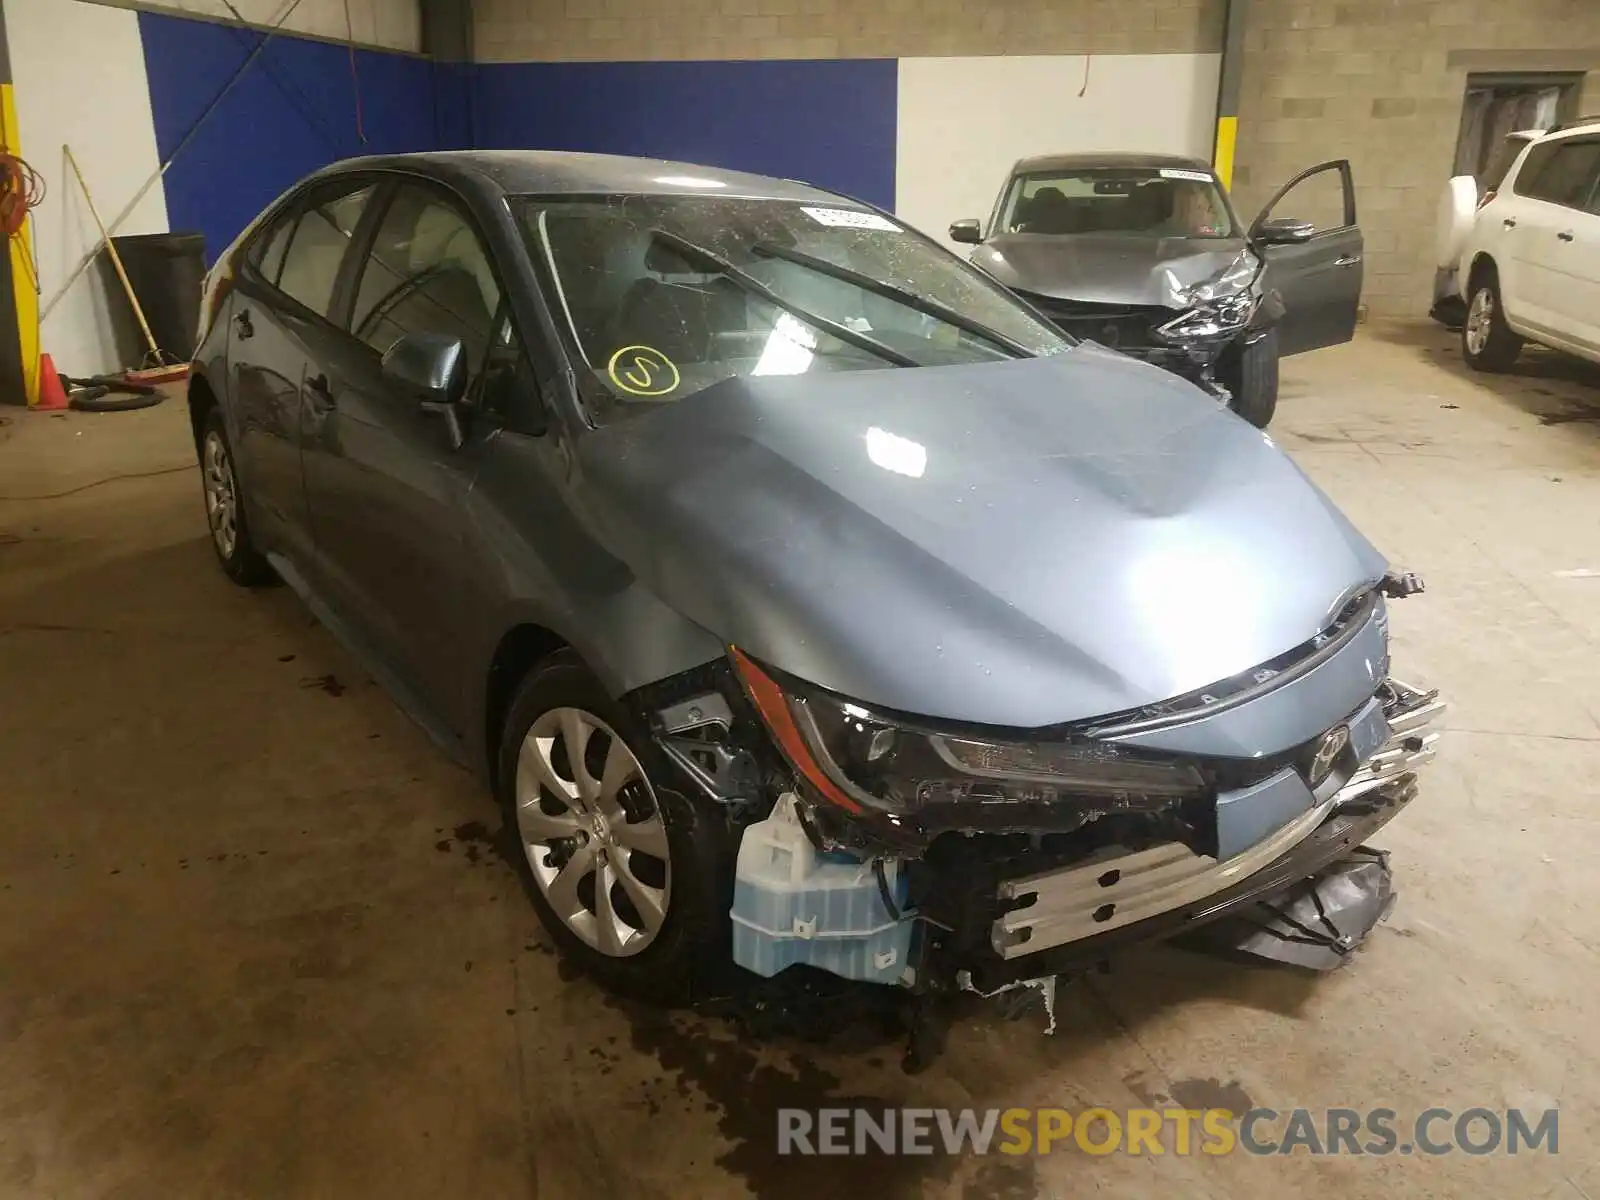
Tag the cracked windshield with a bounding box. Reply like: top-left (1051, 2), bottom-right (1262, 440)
top-left (516, 194), bottom-right (1072, 420)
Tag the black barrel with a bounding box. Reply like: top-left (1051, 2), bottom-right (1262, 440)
top-left (107, 232), bottom-right (207, 362)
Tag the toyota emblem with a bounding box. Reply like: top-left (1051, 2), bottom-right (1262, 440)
top-left (1309, 725), bottom-right (1350, 786)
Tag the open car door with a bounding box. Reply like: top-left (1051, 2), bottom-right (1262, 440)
top-left (1252, 160), bottom-right (1363, 356)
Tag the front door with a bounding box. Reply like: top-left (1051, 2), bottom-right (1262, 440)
top-left (301, 181), bottom-right (507, 719)
top-left (1252, 160), bottom-right (1364, 356)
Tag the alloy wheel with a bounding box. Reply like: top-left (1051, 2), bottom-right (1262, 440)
top-left (202, 430), bottom-right (238, 559)
top-left (1464, 286), bottom-right (1494, 356)
top-left (515, 706), bottom-right (672, 957)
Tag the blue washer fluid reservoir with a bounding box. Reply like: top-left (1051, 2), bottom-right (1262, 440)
top-left (730, 793), bottom-right (914, 985)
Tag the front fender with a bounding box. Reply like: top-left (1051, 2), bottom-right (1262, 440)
top-left (456, 428), bottom-right (727, 770)
top-left (1247, 286), bottom-right (1287, 337)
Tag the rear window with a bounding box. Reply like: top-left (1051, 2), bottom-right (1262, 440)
top-left (250, 214), bottom-right (294, 284)
top-left (1483, 133), bottom-right (1537, 192)
top-left (1513, 138), bottom-right (1600, 208)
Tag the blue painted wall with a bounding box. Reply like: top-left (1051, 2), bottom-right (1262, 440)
top-left (472, 59), bottom-right (898, 211)
top-left (137, 13), bottom-right (898, 263)
top-left (139, 11), bottom-right (442, 263)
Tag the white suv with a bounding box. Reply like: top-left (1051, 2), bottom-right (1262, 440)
top-left (1450, 119), bottom-right (1600, 371)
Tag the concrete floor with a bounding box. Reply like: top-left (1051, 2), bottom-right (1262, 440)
top-left (1, 323), bottom-right (1598, 1199)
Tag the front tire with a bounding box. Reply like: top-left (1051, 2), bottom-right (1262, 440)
top-left (199, 408), bottom-right (274, 586)
top-left (1226, 329), bottom-right (1280, 429)
top-left (497, 651), bottom-right (733, 1004)
top-left (1462, 265), bottom-right (1522, 372)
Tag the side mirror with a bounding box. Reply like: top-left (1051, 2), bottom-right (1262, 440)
top-left (382, 332), bottom-right (468, 447)
top-left (382, 331), bottom-right (467, 406)
top-left (949, 218), bottom-right (983, 245)
top-left (1254, 216), bottom-right (1316, 245)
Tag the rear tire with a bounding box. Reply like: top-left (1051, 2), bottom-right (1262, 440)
top-left (1461, 265), bottom-right (1522, 372)
top-left (496, 650), bottom-right (733, 1004)
top-left (1226, 329), bottom-right (1280, 429)
top-left (199, 407), bottom-right (274, 586)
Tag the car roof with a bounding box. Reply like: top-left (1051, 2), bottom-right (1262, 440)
top-left (316, 149), bottom-right (851, 204)
top-left (1536, 117), bottom-right (1600, 141)
top-left (1009, 151), bottom-right (1215, 175)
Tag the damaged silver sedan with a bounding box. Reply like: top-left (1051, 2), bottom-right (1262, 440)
top-left (189, 151), bottom-right (1443, 1035)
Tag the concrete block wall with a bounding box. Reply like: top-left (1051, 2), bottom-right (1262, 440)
top-left (125, 0), bottom-right (423, 51)
top-left (1232, 0), bottom-right (1600, 317)
top-left (474, 0), bottom-right (1224, 62)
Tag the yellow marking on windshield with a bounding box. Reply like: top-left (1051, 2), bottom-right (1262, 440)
top-left (607, 344), bottom-right (681, 396)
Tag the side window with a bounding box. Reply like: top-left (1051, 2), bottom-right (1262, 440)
top-left (250, 212), bottom-right (295, 284)
top-left (1513, 142), bottom-right (1559, 200)
top-left (277, 185), bottom-right (375, 318)
top-left (350, 185), bottom-right (502, 367)
top-left (481, 308), bottom-right (547, 431)
top-left (1261, 165), bottom-right (1352, 235)
top-left (1555, 144), bottom-right (1597, 207)
top-left (1513, 140), bottom-right (1600, 208)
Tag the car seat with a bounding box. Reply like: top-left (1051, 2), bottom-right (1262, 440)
top-left (364, 266), bottom-right (496, 363)
top-left (1132, 182), bottom-right (1176, 232)
top-left (608, 240), bottom-right (749, 364)
top-left (1022, 186), bottom-right (1075, 235)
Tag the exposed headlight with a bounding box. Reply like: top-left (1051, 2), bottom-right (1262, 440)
top-left (1159, 291), bottom-right (1256, 340)
top-left (1156, 251), bottom-right (1261, 341)
top-left (730, 649), bottom-right (1206, 816)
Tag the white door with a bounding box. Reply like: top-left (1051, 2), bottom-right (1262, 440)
top-left (1485, 177), bottom-right (1545, 330)
top-left (1513, 136), bottom-right (1600, 341)
top-left (1547, 149), bottom-right (1600, 352)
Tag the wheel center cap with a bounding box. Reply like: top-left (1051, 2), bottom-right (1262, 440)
top-left (590, 811), bottom-right (610, 842)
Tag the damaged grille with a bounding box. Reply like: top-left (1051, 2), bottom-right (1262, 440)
top-left (1012, 291), bottom-right (1171, 351)
top-left (984, 678), bottom-right (1443, 962)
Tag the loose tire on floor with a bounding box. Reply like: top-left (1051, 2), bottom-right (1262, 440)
top-left (497, 650), bottom-right (734, 1004)
top-left (199, 407), bottom-right (274, 586)
top-left (1461, 264), bottom-right (1522, 372)
top-left (1226, 328), bottom-right (1280, 429)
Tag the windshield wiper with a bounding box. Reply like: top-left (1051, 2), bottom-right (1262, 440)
top-left (647, 229), bottom-right (918, 368)
top-left (751, 241), bottom-right (1035, 359)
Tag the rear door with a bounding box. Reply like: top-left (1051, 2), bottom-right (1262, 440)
top-left (1252, 160), bottom-right (1363, 356)
top-left (301, 179), bottom-right (507, 718)
top-left (227, 181), bottom-right (377, 569)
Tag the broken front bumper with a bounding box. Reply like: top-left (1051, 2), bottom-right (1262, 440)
top-left (922, 681), bottom-right (1444, 991)
top-left (1013, 289), bottom-right (1279, 402)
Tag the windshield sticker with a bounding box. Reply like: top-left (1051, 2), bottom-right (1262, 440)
top-left (800, 206), bottom-right (900, 232)
top-left (607, 345), bottom-right (681, 397)
top-left (1159, 168), bottom-right (1215, 183)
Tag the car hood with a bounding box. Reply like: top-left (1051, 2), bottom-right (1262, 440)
top-left (574, 347), bottom-right (1388, 729)
top-left (972, 233), bottom-right (1251, 308)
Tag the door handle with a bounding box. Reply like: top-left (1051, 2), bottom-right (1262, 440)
top-left (1503, 217), bottom-right (1517, 229)
top-left (233, 309), bottom-right (254, 340)
top-left (1557, 230), bottom-right (1575, 242)
top-left (306, 373), bottom-right (334, 405)
top-left (1333, 254), bottom-right (1362, 267)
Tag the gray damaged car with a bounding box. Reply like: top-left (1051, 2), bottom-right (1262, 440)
top-left (951, 153), bottom-right (1365, 428)
top-left (189, 151), bottom-right (1441, 1042)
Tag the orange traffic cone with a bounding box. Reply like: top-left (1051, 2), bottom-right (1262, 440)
top-left (35, 353), bottom-right (68, 411)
